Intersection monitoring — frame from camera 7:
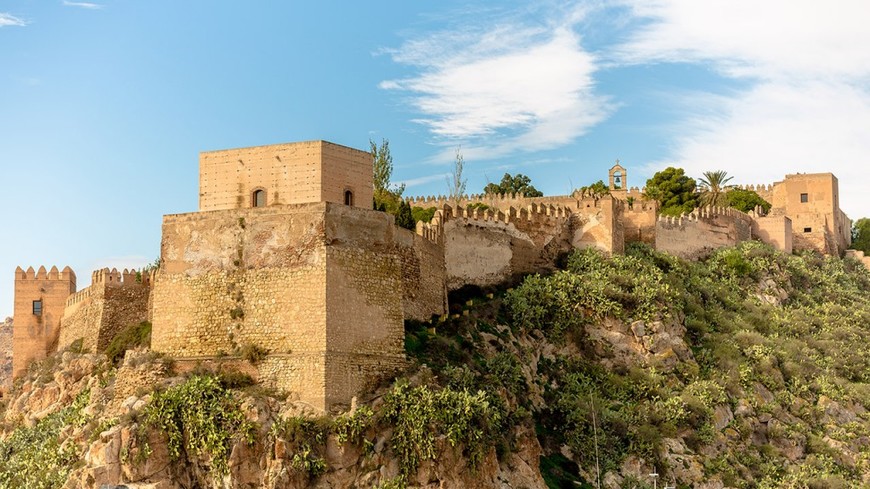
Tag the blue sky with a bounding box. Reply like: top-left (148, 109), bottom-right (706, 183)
top-left (2, 1), bottom-right (869, 317)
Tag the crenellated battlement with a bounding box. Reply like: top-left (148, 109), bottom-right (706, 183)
top-left (15, 265), bottom-right (76, 283)
top-left (657, 205), bottom-right (753, 227)
top-left (66, 267), bottom-right (154, 308)
top-left (436, 201), bottom-right (573, 228)
top-left (734, 183), bottom-right (774, 193)
top-left (656, 206), bottom-right (754, 259)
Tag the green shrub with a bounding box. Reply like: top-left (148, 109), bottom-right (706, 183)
top-left (0, 390), bottom-right (90, 488)
top-left (142, 374), bottom-right (254, 475)
top-left (105, 321), bottom-right (152, 364)
top-left (380, 381), bottom-right (504, 483)
top-left (238, 342), bottom-right (268, 364)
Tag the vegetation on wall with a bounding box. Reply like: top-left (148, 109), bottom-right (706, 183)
top-left (644, 167), bottom-right (699, 216)
top-left (483, 173), bottom-right (543, 197)
top-left (105, 320), bottom-right (152, 364)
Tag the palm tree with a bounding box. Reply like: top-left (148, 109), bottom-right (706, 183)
top-left (698, 170), bottom-right (734, 207)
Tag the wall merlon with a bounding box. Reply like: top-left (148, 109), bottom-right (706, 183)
top-left (16, 265), bottom-right (76, 283)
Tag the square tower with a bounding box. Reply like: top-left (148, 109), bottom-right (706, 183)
top-left (198, 140), bottom-right (373, 212)
top-left (769, 173), bottom-right (851, 255)
top-left (13, 266), bottom-right (76, 378)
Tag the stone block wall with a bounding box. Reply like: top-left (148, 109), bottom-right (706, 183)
top-left (752, 215), bottom-right (793, 254)
top-left (440, 203), bottom-right (574, 290)
top-left (199, 140), bottom-right (372, 212)
top-left (59, 268), bottom-right (151, 353)
top-left (12, 266), bottom-right (76, 378)
top-left (571, 196), bottom-right (624, 255)
top-left (152, 202), bottom-right (426, 411)
top-left (623, 201), bottom-right (658, 245)
top-left (656, 207), bottom-right (753, 260)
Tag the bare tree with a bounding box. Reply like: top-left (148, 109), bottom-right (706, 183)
top-left (446, 146), bottom-right (467, 207)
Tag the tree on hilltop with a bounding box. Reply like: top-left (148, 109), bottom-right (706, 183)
top-left (577, 180), bottom-right (610, 199)
top-left (698, 170), bottom-right (734, 207)
top-left (371, 138), bottom-right (404, 202)
top-left (645, 167), bottom-right (698, 216)
top-left (484, 173), bottom-right (543, 197)
top-left (725, 188), bottom-right (771, 214)
top-left (371, 138), bottom-right (414, 230)
top-left (852, 218), bottom-right (870, 254)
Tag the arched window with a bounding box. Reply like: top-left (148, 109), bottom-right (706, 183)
top-left (252, 189), bottom-right (266, 208)
top-left (344, 190), bottom-right (354, 206)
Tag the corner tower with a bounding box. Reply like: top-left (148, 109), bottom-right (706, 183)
top-left (12, 265), bottom-right (76, 378)
top-left (198, 140), bottom-right (373, 212)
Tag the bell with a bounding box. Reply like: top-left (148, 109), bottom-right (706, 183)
top-left (615, 176), bottom-right (621, 185)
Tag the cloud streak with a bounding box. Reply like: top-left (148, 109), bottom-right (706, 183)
top-left (381, 9), bottom-right (611, 160)
top-left (62, 1), bottom-right (104, 10)
top-left (0, 13), bottom-right (27, 27)
top-left (617, 0), bottom-right (870, 217)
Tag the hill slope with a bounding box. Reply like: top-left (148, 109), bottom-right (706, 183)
top-left (1, 242), bottom-right (870, 488)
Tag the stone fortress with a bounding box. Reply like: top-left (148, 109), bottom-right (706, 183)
top-left (12, 140), bottom-right (853, 411)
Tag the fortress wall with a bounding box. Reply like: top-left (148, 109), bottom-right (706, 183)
top-left (572, 197), bottom-right (624, 254)
top-left (623, 201), bottom-right (658, 245)
top-left (440, 203), bottom-right (574, 290)
top-left (790, 213), bottom-right (831, 255)
top-left (395, 228), bottom-right (448, 321)
top-left (59, 268), bottom-right (151, 353)
top-left (752, 215), bottom-right (793, 253)
top-left (656, 207), bottom-right (753, 260)
top-left (734, 184), bottom-right (774, 203)
top-left (153, 202), bottom-right (412, 411)
top-left (406, 192), bottom-right (579, 214)
top-left (153, 204), bottom-right (330, 358)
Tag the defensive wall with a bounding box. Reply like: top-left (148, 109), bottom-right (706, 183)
top-left (750, 214), bottom-right (793, 255)
top-left (655, 207), bottom-right (754, 260)
top-left (151, 202), bottom-right (445, 411)
top-left (58, 268), bottom-right (153, 354)
top-left (432, 197), bottom-right (623, 290)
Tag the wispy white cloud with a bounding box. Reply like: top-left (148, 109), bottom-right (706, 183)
top-left (0, 13), bottom-right (27, 27)
top-left (399, 173), bottom-right (448, 189)
top-left (615, 0), bottom-right (870, 81)
top-left (62, 1), bottom-right (104, 10)
top-left (617, 0), bottom-right (870, 217)
top-left (381, 6), bottom-right (611, 160)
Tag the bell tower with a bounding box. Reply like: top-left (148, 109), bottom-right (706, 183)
top-left (609, 160), bottom-right (627, 191)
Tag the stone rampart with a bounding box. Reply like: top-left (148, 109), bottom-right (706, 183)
top-left (751, 215), bottom-right (793, 254)
top-left (623, 200), bottom-right (658, 245)
top-left (656, 207), bottom-right (753, 260)
top-left (438, 202), bottom-right (575, 289)
top-left (151, 202), bottom-right (427, 411)
top-left (59, 268), bottom-right (152, 353)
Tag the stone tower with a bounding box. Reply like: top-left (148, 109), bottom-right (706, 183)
top-left (13, 265), bottom-right (76, 378)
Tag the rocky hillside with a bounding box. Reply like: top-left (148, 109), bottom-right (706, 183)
top-left (1, 242), bottom-right (870, 488)
top-left (0, 317), bottom-right (11, 390)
